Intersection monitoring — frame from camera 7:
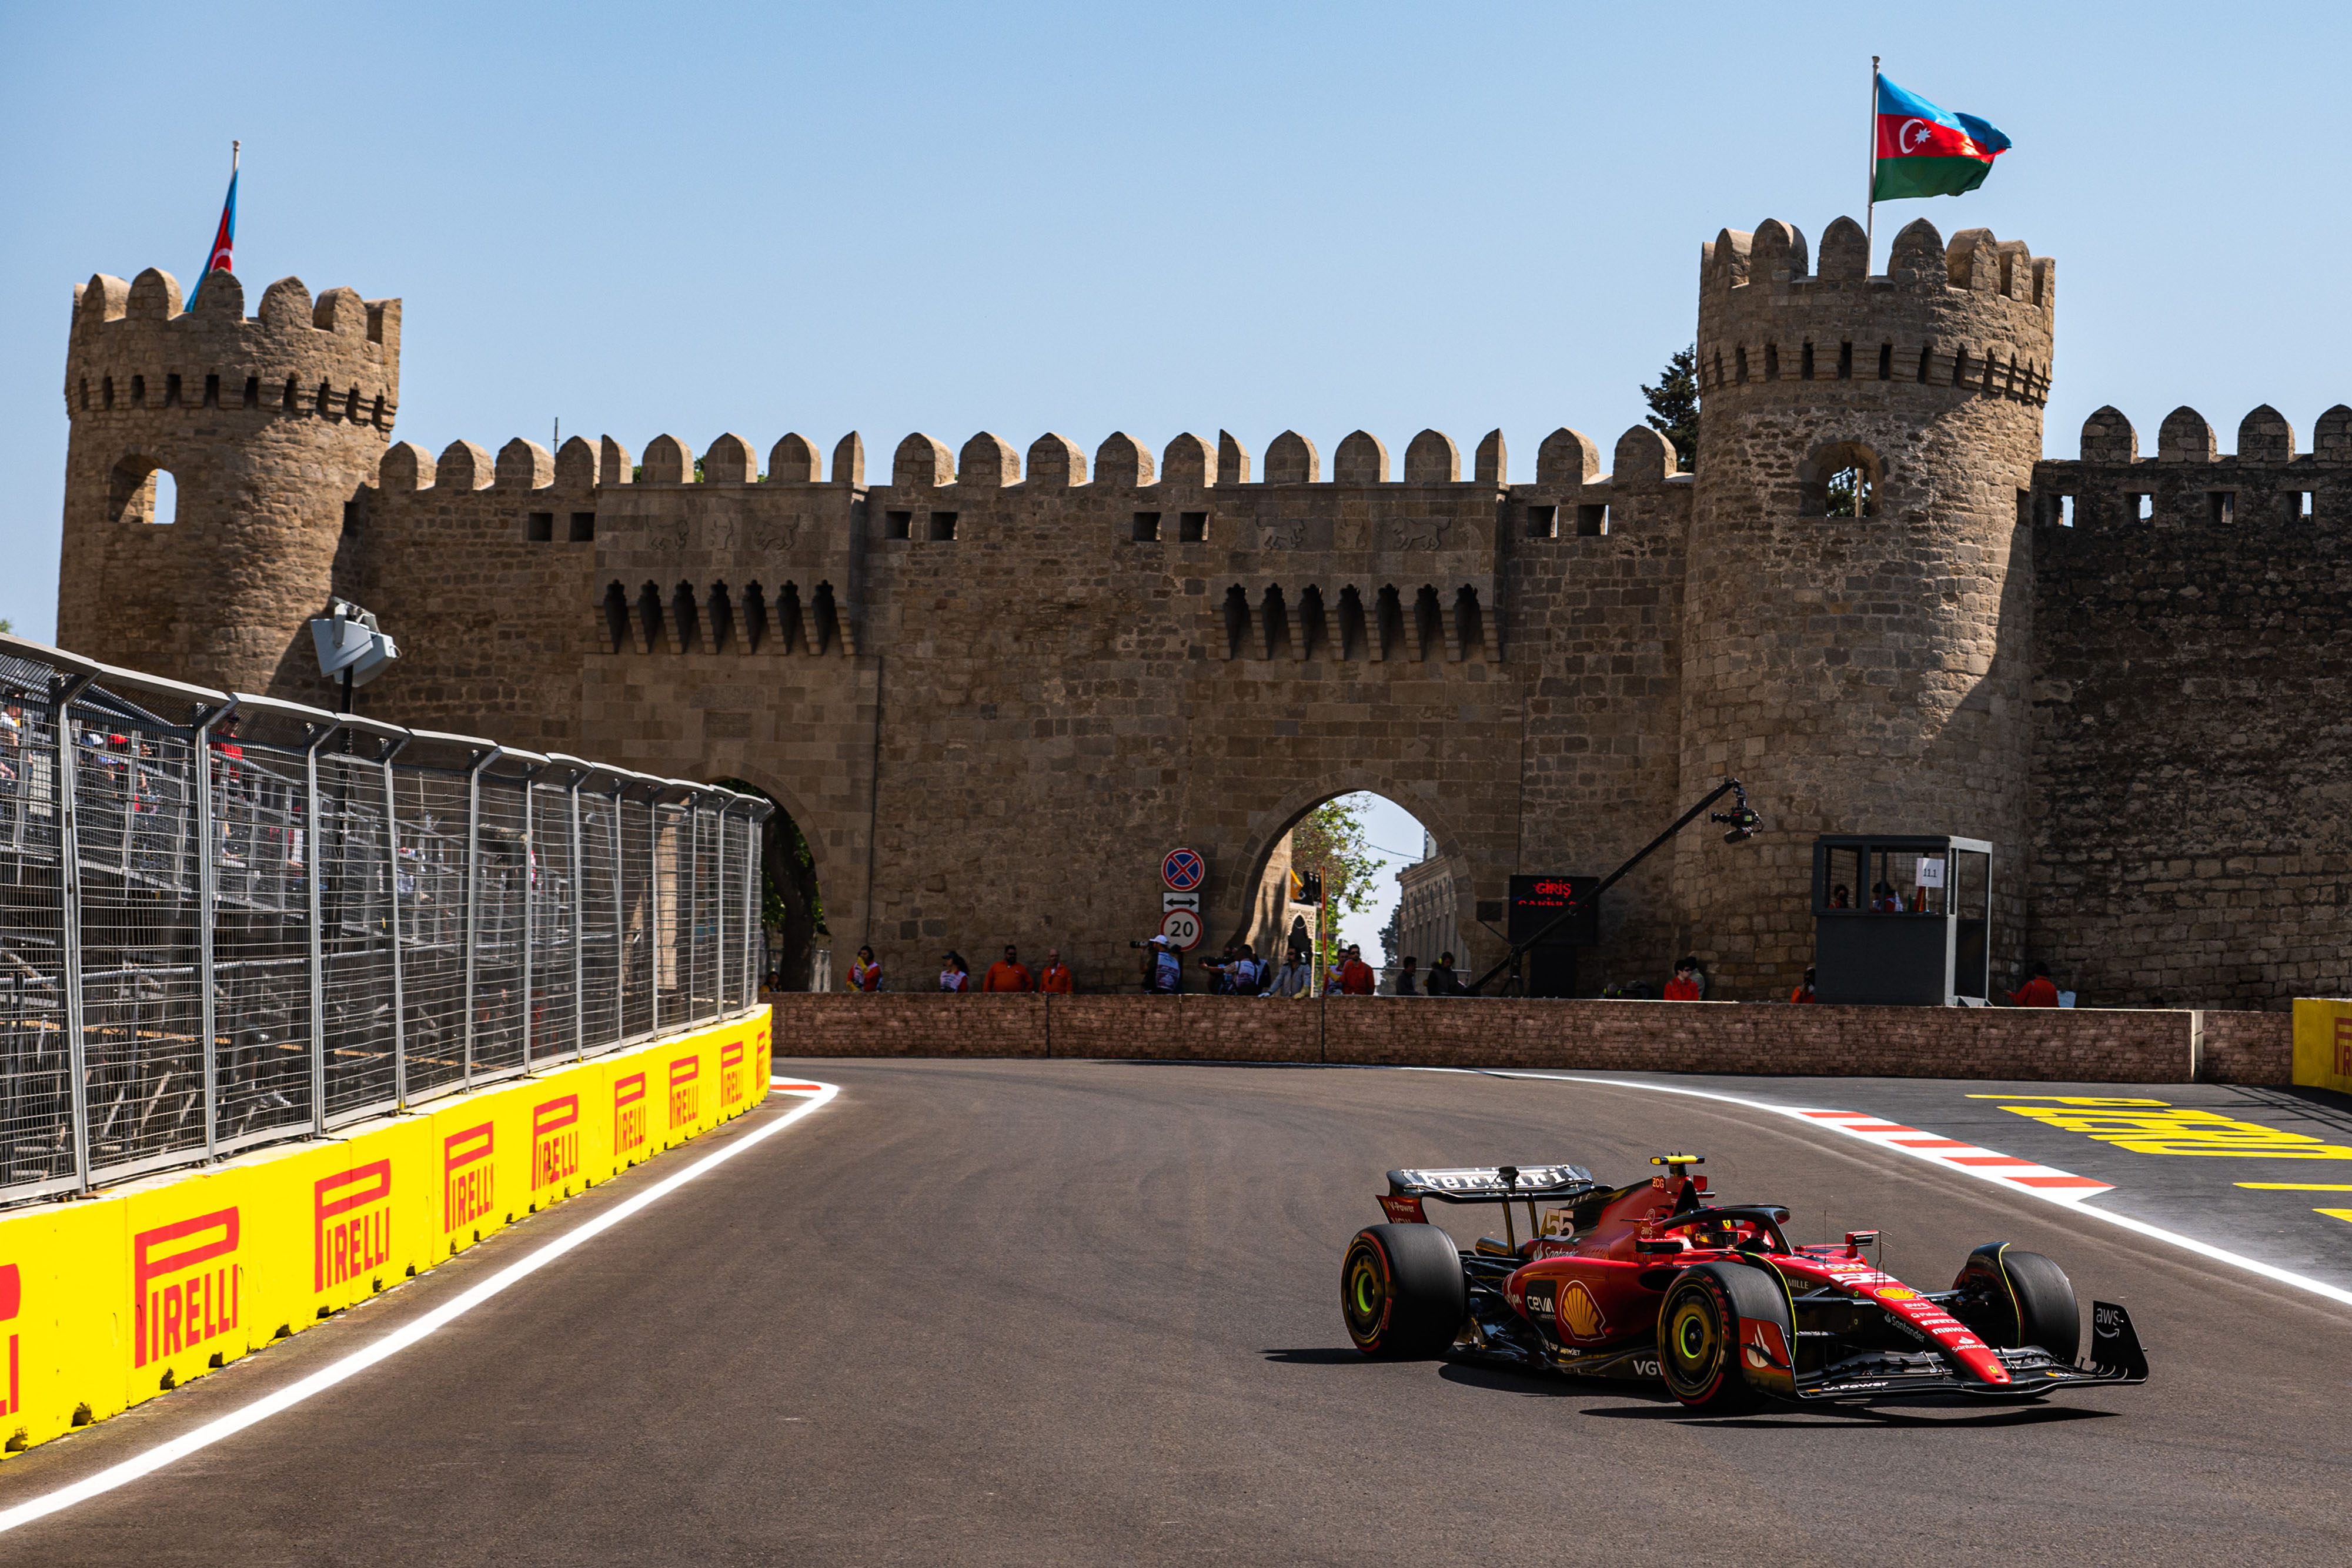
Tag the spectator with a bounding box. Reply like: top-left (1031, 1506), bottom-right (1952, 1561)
top-left (1664, 957), bottom-right (1705, 1001)
top-left (847, 945), bottom-right (882, 992)
top-left (1423, 952), bottom-right (1465, 997)
top-left (2009, 961), bottom-right (2060, 1008)
top-left (1262, 931), bottom-right (1312, 998)
top-left (1140, 934), bottom-right (1182, 994)
top-left (1339, 944), bottom-right (1377, 995)
top-left (1789, 967), bottom-right (1818, 1004)
top-left (1869, 881), bottom-right (1901, 912)
top-left (939, 952), bottom-right (970, 993)
top-left (1037, 949), bottom-right (1074, 994)
top-left (983, 944), bottom-right (1034, 992)
top-left (1828, 884), bottom-right (1852, 910)
top-left (1394, 955), bottom-right (1419, 996)
top-left (1211, 944), bottom-right (1261, 995)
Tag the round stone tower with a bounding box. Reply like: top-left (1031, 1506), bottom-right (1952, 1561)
top-left (56, 266), bottom-right (399, 697)
top-left (1675, 214), bottom-right (2053, 997)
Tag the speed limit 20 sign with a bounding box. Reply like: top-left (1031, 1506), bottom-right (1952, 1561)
top-left (1159, 908), bottom-right (1202, 951)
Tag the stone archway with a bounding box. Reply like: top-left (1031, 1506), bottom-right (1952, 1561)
top-left (711, 774), bottom-right (829, 991)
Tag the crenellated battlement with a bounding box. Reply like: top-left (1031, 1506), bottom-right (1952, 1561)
top-left (65, 268), bottom-right (400, 432)
top-left (2032, 402), bottom-right (2352, 529)
top-left (1697, 216), bottom-right (2053, 409)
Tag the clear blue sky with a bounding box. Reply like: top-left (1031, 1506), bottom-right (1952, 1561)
top-left (5, 0), bottom-right (2346, 648)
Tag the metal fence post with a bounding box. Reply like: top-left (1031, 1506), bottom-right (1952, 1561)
top-left (380, 737), bottom-right (409, 1108)
top-left (519, 767), bottom-right (535, 1068)
top-left (54, 671), bottom-right (97, 1193)
top-left (648, 795), bottom-right (662, 1038)
top-left (609, 781), bottom-right (627, 1048)
top-left (683, 792), bottom-right (701, 1021)
top-left (193, 697), bottom-right (236, 1161)
top-left (302, 720), bottom-right (341, 1137)
top-left (567, 770), bottom-right (584, 1062)
top-left (460, 745), bottom-right (502, 1090)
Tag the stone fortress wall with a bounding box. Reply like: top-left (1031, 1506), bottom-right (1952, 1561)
top-left (48, 214), bottom-right (2351, 1008)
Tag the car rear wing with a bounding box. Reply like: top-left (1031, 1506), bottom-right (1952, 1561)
top-left (1386, 1165), bottom-right (1596, 1203)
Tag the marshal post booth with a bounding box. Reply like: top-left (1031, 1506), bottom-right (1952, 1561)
top-left (1810, 835), bottom-right (1992, 1006)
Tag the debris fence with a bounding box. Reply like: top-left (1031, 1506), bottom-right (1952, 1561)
top-left (0, 634), bottom-right (770, 1205)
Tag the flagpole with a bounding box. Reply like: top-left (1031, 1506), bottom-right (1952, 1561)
top-left (1866, 57), bottom-right (1879, 272)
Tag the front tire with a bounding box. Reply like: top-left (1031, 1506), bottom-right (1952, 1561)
top-left (1951, 1243), bottom-right (2079, 1361)
top-left (1658, 1268), bottom-right (1755, 1412)
top-left (1341, 1224), bottom-right (1466, 1358)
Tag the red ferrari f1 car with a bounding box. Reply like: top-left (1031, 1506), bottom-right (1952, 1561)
top-left (1341, 1154), bottom-right (2149, 1410)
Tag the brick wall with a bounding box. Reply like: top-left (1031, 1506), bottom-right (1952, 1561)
top-left (769, 994), bottom-right (2294, 1084)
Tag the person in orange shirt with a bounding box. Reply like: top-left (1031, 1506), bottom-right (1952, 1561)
top-left (1789, 966), bottom-right (1817, 1004)
top-left (1037, 949), bottom-right (1074, 994)
top-left (1663, 957), bottom-right (1705, 1001)
top-left (2009, 961), bottom-right (2060, 1007)
top-left (1339, 944), bottom-right (1377, 995)
top-left (981, 944), bottom-right (1034, 992)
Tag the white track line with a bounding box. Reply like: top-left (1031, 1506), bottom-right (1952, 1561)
top-left (0, 1081), bottom-right (839, 1536)
top-left (1397, 1066), bottom-right (2352, 1311)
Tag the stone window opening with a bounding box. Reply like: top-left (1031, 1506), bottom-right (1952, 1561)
top-left (345, 386), bottom-right (362, 423)
top-left (370, 394), bottom-right (386, 427)
top-left (2056, 494), bottom-right (2075, 527)
top-left (927, 510), bottom-right (957, 541)
top-left (1763, 344), bottom-right (1780, 381)
top-left (1877, 343), bottom-right (1893, 381)
top-left (1375, 584), bottom-right (1405, 661)
top-left (1916, 346), bottom-right (1933, 384)
top-left (1178, 510), bottom-right (1208, 542)
top-left (243, 377), bottom-right (259, 409)
top-left (1799, 441), bottom-right (1882, 519)
top-left (1411, 585), bottom-right (1443, 661)
top-left (1735, 347), bottom-right (1748, 385)
top-left (1713, 350), bottom-right (1725, 387)
top-left (777, 581), bottom-right (806, 654)
top-left (282, 376), bottom-right (298, 411)
top-left (570, 511), bottom-right (596, 541)
top-left (811, 581), bottom-right (843, 654)
top-left (1132, 510), bottom-right (1162, 542)
top-left (1838, 342), bottom-right (1854, 380)
top-left (315, 379), bottom-right (333, 416)
top-left (1449, 586), bottom-right (1484, 662)
top-left (1259, 585), bottom-right (1291, 659)
top-left (102, 376), bottom-right (114, 410)
top-left (1337, 585), bottom-right (1368, 660)
top-left (1294, 585), bottom-right (1328, 661)
top-left (1526, 504), bottom-right (1558, 539)
top-left (739, 583), bottom-right (770, 653)
top-left (883, 509), bottom-right (912, 539)
top-left (635, 581), bottom-right (665, 649)
top-left (1800, 343), bottom-right (1816, 381)
top-left (79, 379), bottom-right (89, 410)
top-left (165, 374), bottom-right (182, 407)
top-left (1221, 585), bottom-right (1250, 659)
top-left (2207, 491), bottom-right (2236, 526)
top-left (131, 375), bottom-right (146, 406)
top-left (108, 456), bottom-right (177, 525)
top-left (602, 581), bottom-right (630, 653)
top-left (2299, 490), bottom-right (2316, 520)
top-left (1950, 349), bottom-right (1970, 389)
top-left (526, 511), bottom-right (554, 541)
top-left (2129, 493), bottom-right (2153, 521)
top-left (669, 582), bottom-right (702, 651)
top-left (706, 582), bottom-right (737, 652)
top-left (202, 374), bottom-right (219, 408)
top-left (1575, 504), bottom-right (1608, 537)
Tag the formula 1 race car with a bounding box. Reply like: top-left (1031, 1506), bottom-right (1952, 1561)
top-left (1339, 1154), bottom-right (2149, 1410)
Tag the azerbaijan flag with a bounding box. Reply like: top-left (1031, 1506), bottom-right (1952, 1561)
top-left (1872, 75), bottom-right (2010, 200)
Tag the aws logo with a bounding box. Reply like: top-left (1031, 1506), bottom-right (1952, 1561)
top-left (133, 1209), bottom-right (240, 1369)
top-left (667, 1055), bottom-right (701, 1129)
top-left (314, 1162), bottom-right (392, 1292)
top-left (443, 1123), bottom-right (496, 1233)
top-left (613, 1072), bottom-right (649, 1156)
top-left (720, 1042), bottom-right (746, 1107)
top-left (532, 1095), bottom-right (581, 1191)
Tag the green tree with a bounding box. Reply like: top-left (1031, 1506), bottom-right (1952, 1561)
top-left (1642, 343), bottom-right (1699, 472)
top-left (1288, 795), bottom-right (1387, 969)
top-left (0, 617), bottom-right (12, 634)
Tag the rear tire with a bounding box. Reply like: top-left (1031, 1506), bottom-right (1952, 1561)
top-left (1658, 1266), bottom-right (1762, 1412)
top-left (1952, 1243), bottom-right (2080, 1362)
top-left (1341, 1224), bottom-right (1466, 1358)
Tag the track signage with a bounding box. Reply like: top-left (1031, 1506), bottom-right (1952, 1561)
top-left (1161, 848), bottom-right (1205, 892)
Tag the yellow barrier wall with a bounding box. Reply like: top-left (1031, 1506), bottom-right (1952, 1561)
top-left (0, 1007), bottom-right (773, 1456)
top-left (2291, 998), bottom-right (2352, 1095)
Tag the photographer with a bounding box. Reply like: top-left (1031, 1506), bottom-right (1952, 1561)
top-left (1135, 934), bottom-right (1182, 994)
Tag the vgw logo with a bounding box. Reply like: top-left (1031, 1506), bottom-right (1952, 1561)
top-left (533, 1095), bottom-right (581, 1191)
top-left (444, 1123), bottom-right (496, 1235)
top-left (720, 1042), bottom-right (746, 1107)
top-left (315, 1162), bottom-right (392, 1292)
top-left (613, 1072), bottom-right (649, 1157)
top-left (133, 1209), bottom-right (240, 1368)
top-left (668, 1055), bottom-right (701, 1129)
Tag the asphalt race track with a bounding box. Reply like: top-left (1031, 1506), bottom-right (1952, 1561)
top-left (6, 1059), bottom-right (2352, 1566)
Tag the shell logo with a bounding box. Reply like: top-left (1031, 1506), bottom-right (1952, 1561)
top-left (1555, 1279), bottom-right (1609, 1341)
top-left (1876, 1286), bottom-right (1919, 1302)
